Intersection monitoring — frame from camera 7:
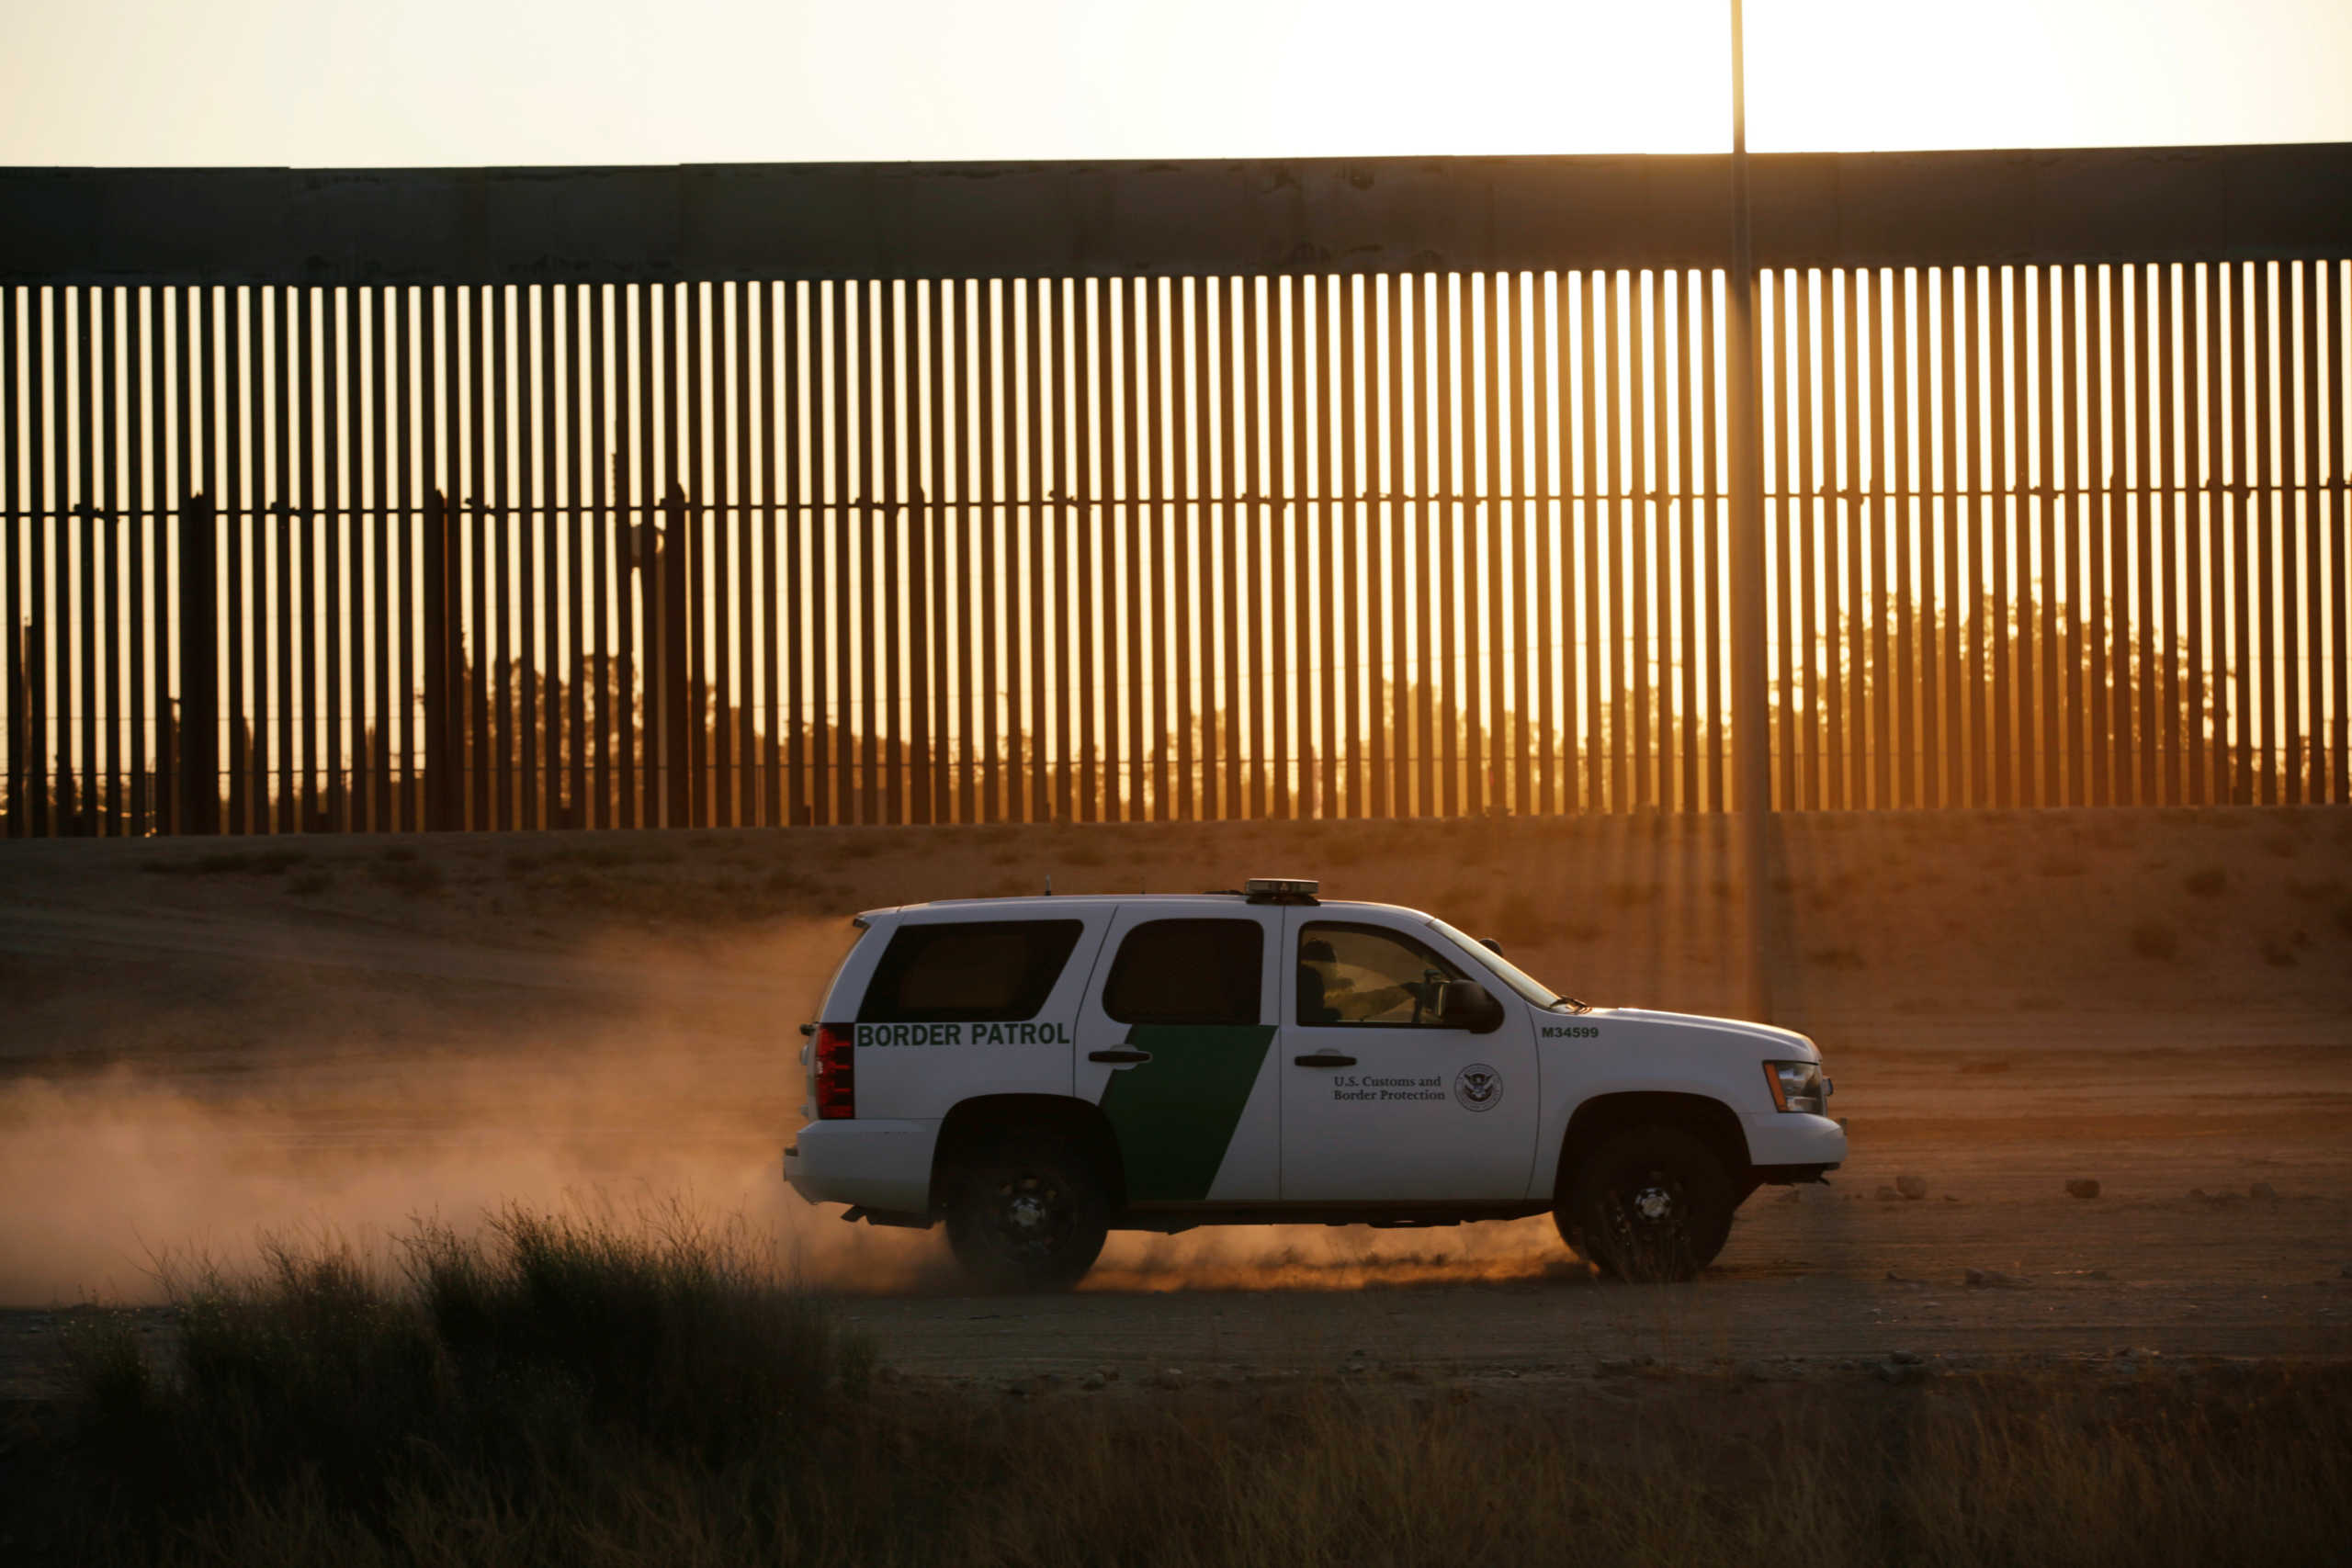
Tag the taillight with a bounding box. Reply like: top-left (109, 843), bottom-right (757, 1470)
top-left (813, 1023), bottom-right (856, 1120)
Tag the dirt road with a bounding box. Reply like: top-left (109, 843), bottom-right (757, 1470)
top-left (3, 813), bottom-right (2349, 1396)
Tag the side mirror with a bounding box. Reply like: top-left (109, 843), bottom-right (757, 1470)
top-left (1435, 979), bottom-right (1506, 1034)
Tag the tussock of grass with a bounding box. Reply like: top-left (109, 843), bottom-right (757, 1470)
top-left (53, 1212), bottom-right (869, 1564)
top-left (141, 848), bottom-right (311, 877)
top-left (1493, 889), bottom-right (1549, 940)
top-left (368, 852), bottom-right (446, 895)
top-left (548, 842), bottom-right (640, 869)
top-left (2184, 866), bottom-right (2229, 897)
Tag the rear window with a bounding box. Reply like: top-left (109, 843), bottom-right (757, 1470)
top-left (857, 919), bottom-right (1085, 1023)
top-left (1101, 919), bottom-right (1264, 1026)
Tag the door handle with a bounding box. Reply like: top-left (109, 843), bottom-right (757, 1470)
top-left (1294, 1051), bottom-right (1358, 1068)
top-left (1088, 1048), bottom-right (1153, 1065)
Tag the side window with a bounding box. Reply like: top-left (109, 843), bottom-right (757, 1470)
top-left (858, 920), bottom-right (1084, 1022)
top-left (1101, 919), bottom-right (1265, 1026)
top-left (1296, 922), bottom-right (1464, 1028)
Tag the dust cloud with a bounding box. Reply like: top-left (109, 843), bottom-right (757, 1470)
top-left (1087, 1218), bottom-right (1577, 1292)
top-left (0, 912), bottom-right (1569, 1303)
top-left (0, 1074), bottom-right (952, 1303)
top-left (0, 915), bottom-right (945, 1303)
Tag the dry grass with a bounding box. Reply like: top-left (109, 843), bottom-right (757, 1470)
top-left (284, 866), bottom-right (334, 897)
top-left (141, 848), bottom-right (311, 877)
top-left (2257, 934), bottom-right (2301, 968)
top-left (369, 845), bottom-right (446, 896)
top-left (2183, 866), bottom-right (2229, 897)
top-left (2129, 919), bottom-right (2181, 961)
top-left (1493, 889), bottom-right (1550, 940)
top-left (22, 1222), bottom-right (2351, 1568)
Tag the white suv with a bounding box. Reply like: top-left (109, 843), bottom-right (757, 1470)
top-left (785, 878), bottom-right (1842, 1289)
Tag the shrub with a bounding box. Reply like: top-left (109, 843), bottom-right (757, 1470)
top-left (285, 867), bottom-right (334, 897)
top-left (368, 851), bottom-right (444, 895)
top-left (1495, 889), bottom-right (1550, 940)
top-left (2184, 866), bottom-right (2229, 897)
top-left (143, 847), bottom-right (310, 876)
top-left (2130, 919), bottom-right (2179, 961)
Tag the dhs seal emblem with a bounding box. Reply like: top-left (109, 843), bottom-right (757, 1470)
top-left (1453, 1063), bottom-right (1503, 1112)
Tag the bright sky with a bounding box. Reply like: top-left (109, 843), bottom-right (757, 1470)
top-left (2, 0), bottom-right (2348, 165)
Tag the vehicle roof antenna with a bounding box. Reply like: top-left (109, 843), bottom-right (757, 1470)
top-left (1045, 874), bottom-right (1053, 897)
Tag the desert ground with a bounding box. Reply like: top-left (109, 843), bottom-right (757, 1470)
top-left (3, 807), bottom-right (2349, 1395)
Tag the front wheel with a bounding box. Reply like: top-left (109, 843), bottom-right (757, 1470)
top-left (941, 1129), bottom-right (1110, 1292)
top-left (1558, 1125), bottom-right (1736, 1282)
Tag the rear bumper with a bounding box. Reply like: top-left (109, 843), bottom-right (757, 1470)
top-left (782, 1119), bottom-right (939, 1214)
top-left (1740, 1110), bottom-right (1847, 1172)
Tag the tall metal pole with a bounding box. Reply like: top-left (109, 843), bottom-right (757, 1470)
top-left (1727, 0), bottom-right (1775, 1021)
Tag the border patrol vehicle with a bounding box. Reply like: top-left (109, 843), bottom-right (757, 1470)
top-left (785, 878), bottom-right (1841, 1288)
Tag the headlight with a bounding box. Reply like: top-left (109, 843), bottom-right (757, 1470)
top-left (1764, 1060), bottom-right (1826, 1115)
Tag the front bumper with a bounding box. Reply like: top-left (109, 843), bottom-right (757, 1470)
top-left (782, 1118), bottom-right (940, 1214)
top-left (1740, 1110), bottom-right (1847, 1172)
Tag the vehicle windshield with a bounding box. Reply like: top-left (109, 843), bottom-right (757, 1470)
top-left (1427, 918), bottom-right (1586, 1011)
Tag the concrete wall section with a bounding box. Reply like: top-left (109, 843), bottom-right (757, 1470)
top-left (3, 144), bottom-right (2348, 285)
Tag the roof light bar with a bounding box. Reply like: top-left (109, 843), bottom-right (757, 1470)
top-left (1244, 877), bottom-right (1321, 906)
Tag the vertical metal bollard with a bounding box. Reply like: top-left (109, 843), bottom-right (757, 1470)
top-left (177, 492), bottom-right (220, 834)
top-left (423, 489), bottom-right (456, 830)
top-left (662, 483), bottom-right (692, 829)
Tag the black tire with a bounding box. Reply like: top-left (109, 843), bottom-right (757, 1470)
top-left (941, 1127), bottom-right (1111, 1292)
top-left (1557, 1124), bottom-right (1736, 1282)
top-left (1552, 1184), bottom-right (1738, 1270)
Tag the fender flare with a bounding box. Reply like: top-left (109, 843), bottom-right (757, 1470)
top-left (929, 1093), bottom-right (1127, 1213)
top-left (1534, 1084), bottom-right (1754, 1202)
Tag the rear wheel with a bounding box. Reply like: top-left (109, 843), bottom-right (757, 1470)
top-left (1558, 1125), bottom-right (1736, 1282)
top-left (941, 1129), bottom-right (1110, 1292)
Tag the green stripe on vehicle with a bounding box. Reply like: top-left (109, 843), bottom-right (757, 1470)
top-left (1096, 1024), bottom-right (1278, 1203)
